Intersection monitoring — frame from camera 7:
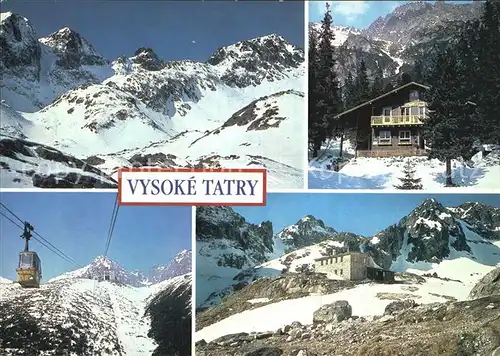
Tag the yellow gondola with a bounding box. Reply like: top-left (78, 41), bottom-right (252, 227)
top-left (16, 222), bottom-right (42, 288)
top-left (16, 251), bottom-right (42, 288)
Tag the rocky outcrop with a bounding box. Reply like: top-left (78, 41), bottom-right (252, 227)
top-left (469, 267), bottom-right (500, 300)
top-left (196, 207), bottom-right (274, 269)
top-left (207, 34), bottom-right (304, 88)
top-left (146, 274), bottom-right (192, 356)
top-left (312, 301), bottom-right (352, 324)
top-left (196, 296), bottom-right (500, 356)
top-left (0, 136), bottom-right (117, 188)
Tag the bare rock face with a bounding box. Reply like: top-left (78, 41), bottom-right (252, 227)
top-left (469, 267), bottom-right (500, 300)
top-left (312, 300), bottom-right (352, 324)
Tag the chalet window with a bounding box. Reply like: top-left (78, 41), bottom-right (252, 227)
top-left (340, 269), bottom-right (343, 275)
top-left (403, 107), bottom-right (410, 116)
top-left (411, 106), bottom-right (419, 115)
top-left (409, 90), bottom-right (419, 101)
top-left (340, 256), bottom-right (343, 262)
top-left (379, 130), bottom-right (391, 144)
top-left (399, 130), bottom-right (411, 144)
top-left (382, 107), bottom-right (392, 116)
top-left (334, 270), bottom-right (338, 275)
top-left (419, 106), bottom-right (425, 115)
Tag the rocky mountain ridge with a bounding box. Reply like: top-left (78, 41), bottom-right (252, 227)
top-left (196, 199), bottom-right (500, 307)
top-left (311, 1), bottom-right (484, 84)
top-left (0, 11), bottom-right (305, 188)
top-left (47, 249), bottom-right (192, 287)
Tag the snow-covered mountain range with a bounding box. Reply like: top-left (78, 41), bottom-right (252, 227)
top-left (0, 250), bottom-right (192, 355)
top-left (311, 1), bottom-right (483, 84)
top-left (196, 199), bottom-right (500, 308)
top-left (49, 249), bottom-right (192, 287)
top-left (195, 199), bottom-right (500, 352)
top-left (0, 11), bottom-right (306, 188)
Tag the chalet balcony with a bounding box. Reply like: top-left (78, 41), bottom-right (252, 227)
top-left (371, 115), bottom-right (425, 127)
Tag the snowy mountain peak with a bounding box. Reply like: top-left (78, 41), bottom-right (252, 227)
top-left (39, 26), bottom-right (107, 68)
top-left (130, 47), bottom-right (164, 71)
top-left (276, 214), bottom-right (337, 251)
top-left (0, 11), bottom-right (40, 70)
top-left (206, 34), bottom-right (303, 88)
top-left (149, 250), bottom-right (192, 284)
top-left (173, 249), bottom-right (191, 263)
top-left (207, 33), bottom-right (302, 66)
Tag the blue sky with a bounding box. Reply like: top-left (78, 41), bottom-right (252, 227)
top-left (309, 1), bottom-right (474, 28)
top-left (0, 192), bottom-right (191, 281)
top-left (234, 193), bottom-right (500, 237)
top-left (2, 0), bottom-right (304, 62)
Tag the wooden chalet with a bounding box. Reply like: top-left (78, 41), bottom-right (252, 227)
top-left (336, 82), bottom-right (430, 158)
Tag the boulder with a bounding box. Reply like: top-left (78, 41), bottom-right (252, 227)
top-left (469, 267), bottom-right (500, 299)
top-left (313, 300), bottom-right (352, 324)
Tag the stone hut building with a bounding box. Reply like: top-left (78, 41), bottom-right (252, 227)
top-left (314, 251), bottom-right (394, 282)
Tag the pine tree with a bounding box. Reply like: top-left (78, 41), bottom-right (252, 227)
top-left (343, 72), bottom-right (356, 110)
top-left (413, 60), bottom-right (425, 83)
top-left (353, 59), bottom-right (370, 105)
top-left (310, 3), bottom-right (343, 158)
top-left (308, 27), bottom-right (321, 155)
top-left (394, 159), bottom-right (423, 190)
top-left (370, 66), bottom-right (384, 98)
top-left (422, 48), bottom-right (475, 187)
top-left (384, 82), bottom-right (395, 93)
top-left (475, 0), bottom-right (500, 144)
top-left (399, 72), bottom-right (413, 85)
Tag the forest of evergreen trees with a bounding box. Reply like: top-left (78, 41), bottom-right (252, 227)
top-left (309, 1), bottom-right (500, 185)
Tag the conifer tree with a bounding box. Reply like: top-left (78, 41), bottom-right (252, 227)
top-left (343, 72), bottom-right (356, 110)
top-left (353, 59), bottom-right (370, 105)
top-left (475, 0), bottom-right (500, 144)
top-left (310, 3), bottom-right (343, 158)
top-left (422, 48), bottom-right (475, 187)
top-left (399, 72), bottom-right (413, 85)
top-left (308, 27), bottom-right (321, 155)
top-left (371, 67), bottom-right (384, 98)
top-left (394, 159), bottom-right (423, 190)
top-left (413, 60), bottom-right (425, 84)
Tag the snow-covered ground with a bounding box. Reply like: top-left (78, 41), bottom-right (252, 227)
top-left (195, 218), bottom-right (500, 342)
top-left (0, 274), bottom-right (190, 355)
top-left (0, 12), bottom-right (307, 189)
top-left (194, 276), bottom-right (474, 343)
top-left (309, 139), bottom-right (500, 190)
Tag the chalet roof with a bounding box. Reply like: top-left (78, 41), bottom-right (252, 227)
top-left (335, 81), bottom-right (430, 119)
top-left (314, 251), bottom-right (364, 262)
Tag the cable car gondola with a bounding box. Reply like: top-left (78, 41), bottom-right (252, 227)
top-left (16, 222), bottom-right (42, 288)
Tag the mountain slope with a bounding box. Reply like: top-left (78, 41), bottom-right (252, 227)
top-left (310, 1), bottom-right (483, 84)
top-left (196, 200), bottom-right (500, 309)
top-left (195, 200), bottom-right (500, 352)
top-left (149, 249), bottom-right (192, 284)
top-left (1, 13), bottom-right (305, 188)
top-left (0, 275), bottom-right (192, 356)
top-left (0, 252), bottom-right (192, 355)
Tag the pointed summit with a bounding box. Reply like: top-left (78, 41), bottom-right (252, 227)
top-left (39, 26), bottom-right (107, 68)
top-left (277, 215), bottom-right (336, 251)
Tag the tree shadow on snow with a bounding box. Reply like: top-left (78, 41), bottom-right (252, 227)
top-left (432, 164), bottom-right (487, 187)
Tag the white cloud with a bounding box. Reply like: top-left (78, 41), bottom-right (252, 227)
top-left (311, 1), bottom-right (370, 24)
top-left (191, 40), bottom-right (196, 44)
